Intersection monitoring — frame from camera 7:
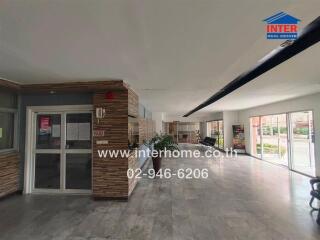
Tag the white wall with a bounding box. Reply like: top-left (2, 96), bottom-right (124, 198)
top-left (152, 112), bottom-right (164, 134)
top-left (237, 93), bottom-right (320, 176)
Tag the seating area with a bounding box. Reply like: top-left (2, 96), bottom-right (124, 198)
top-left (199, 137), bottom-right (216, 147)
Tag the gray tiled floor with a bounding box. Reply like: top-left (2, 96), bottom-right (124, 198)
top-left (1, 145), bottom-right (320, 239)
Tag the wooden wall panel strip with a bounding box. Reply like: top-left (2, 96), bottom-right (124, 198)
top-left (139, 118), bottom-right (156, 145)
top-left (0, 152), bottom-right (19, 198)
top-left (21, 80), bottom-right (126, 93)
top-left (128, 153), bottom-right (139, 196)
top-left (128, 88), bottom-right (139, 117)
top-left (92, 90), bottom-right (129, 199)
top-left (0, 79), bottom-right (21, 92)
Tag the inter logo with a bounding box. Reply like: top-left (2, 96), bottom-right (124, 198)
top-left (263, 12), bottom-right (300, 40)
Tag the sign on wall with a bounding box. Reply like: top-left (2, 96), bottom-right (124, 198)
top-left (263, 12), bottom-right (300, 40)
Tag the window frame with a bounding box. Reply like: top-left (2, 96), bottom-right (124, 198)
top-left (0, 107), bottom-right (18, 153)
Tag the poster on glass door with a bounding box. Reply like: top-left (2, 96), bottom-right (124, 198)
top-left (39, 116), bottom-right (51, 135)
top-left (232, 125), bottom-right (246, 153)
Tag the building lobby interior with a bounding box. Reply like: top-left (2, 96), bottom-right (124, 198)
top-left (1, 1), bottom-right (320, 239)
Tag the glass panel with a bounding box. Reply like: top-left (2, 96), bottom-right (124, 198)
top-left (261, 114), bottom-right (288, 166)
top-left (36, 114), bottom-right (61, 149)
top-left (207, 120), bottom-right (222, 148)
top-left (210, 121), bottom-right (218, 147)
top-left (218, 120), bottom-right (224, 149)
top-left (278, 114), bottom-right (288, 166)
top-left (66, 113), bottom-right (92, 149)
top-left (250, 117), bottom-right (261, 158)
top-left (35, 154), bottom-right (60, 189)
top-left (290, 111), bottom-right (315, 176)
top-left (0, 112), bottom-right (14, 150)
top-left (66, 154), bottom-right (91, 189)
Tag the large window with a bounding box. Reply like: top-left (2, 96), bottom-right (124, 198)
top-left (250, 114), bottom-right (288, 166)
top-left (0, 90), bottom-right (18, 151)
top-left (250, 111), bottom-right (315, 176)
top-left (207, 120), bottom-right (224, 149)
top-left (261, 114), bottom-right (288, 165)
top-left (250, 117), bottom-right (261, 158)
top-left (289, 111), bottom-right (315, 176)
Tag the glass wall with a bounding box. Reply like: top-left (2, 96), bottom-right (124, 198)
top-left (289, 111), bottom-right (315, 176)
top-left (260, 114), bottom-right (288, 165)
top-left (0, 90), bottom-right (17, 151)
top-left (250, 114), bottom-right (288, 166)
top-left (207, 120), bottom-right (224, 149)
top-left (250, 111), bottom-right (315, 176)
top-left (250, 117), bottom-right (261, 158)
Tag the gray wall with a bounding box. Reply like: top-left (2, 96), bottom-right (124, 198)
top-left (19, 93), bottom-right (93, 189)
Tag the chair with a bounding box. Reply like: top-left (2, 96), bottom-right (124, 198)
top-left (199, 137), bottom-right (216, 147)
top-left (309, 178), bottom-right (320, 225)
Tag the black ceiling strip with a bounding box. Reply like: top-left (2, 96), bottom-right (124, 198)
top-left (183, 16), bottom-right (320, 117)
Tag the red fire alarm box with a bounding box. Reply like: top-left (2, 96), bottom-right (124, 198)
top-left (105, 92), bottom-right (115, 100)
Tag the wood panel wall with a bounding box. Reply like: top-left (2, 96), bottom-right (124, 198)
top-left (21, 80), bottom-right (125, 93)
top-left (139, 118), bottom-right (156, 145)
top-left (128, 88), bottom-right (138, 117)
top-left (128, 152), bottom-right (139, 196)
top-left (0, 80), bottom-right (20, 199)
top-left (92, 90), bottom-right (129, 199)
top-left (0, 152), bottom-right (19, 198)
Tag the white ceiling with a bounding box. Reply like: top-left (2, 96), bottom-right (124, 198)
top-left (0, 0), bottom-right (320, 119)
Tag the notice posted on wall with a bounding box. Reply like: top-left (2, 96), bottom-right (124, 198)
top-left (78, 123), bottom-right (90, 140)
top-left (67, 123), bottom-right (91, 141)
top-left (52, 124), bottom-right (61, 138)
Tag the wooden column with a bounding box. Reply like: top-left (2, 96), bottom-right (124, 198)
top-left (92, 87), bottom-right (140, 199)
top-left (0, 152), bottom-right (19, 198)
top-left (92, 90), bottom-right (129, 199)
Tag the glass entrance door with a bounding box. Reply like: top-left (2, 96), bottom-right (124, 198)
top-left (289, 111), bottom-right (315, 176)
top-left (34, 114), bottom-right (61, 190)
top-left (65, 113), bottom-right (92, 190)
top-left (33, 111), bottom-right (92, 193)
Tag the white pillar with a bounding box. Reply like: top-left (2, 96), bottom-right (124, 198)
top-left (152, 112), bottom-right (164, 134)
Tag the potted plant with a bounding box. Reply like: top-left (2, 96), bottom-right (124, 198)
top-left (149, 134), bottom-right (179, 173)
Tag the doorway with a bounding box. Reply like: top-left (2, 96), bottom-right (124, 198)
top-left (24, 105), bottom-right (93, 194)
